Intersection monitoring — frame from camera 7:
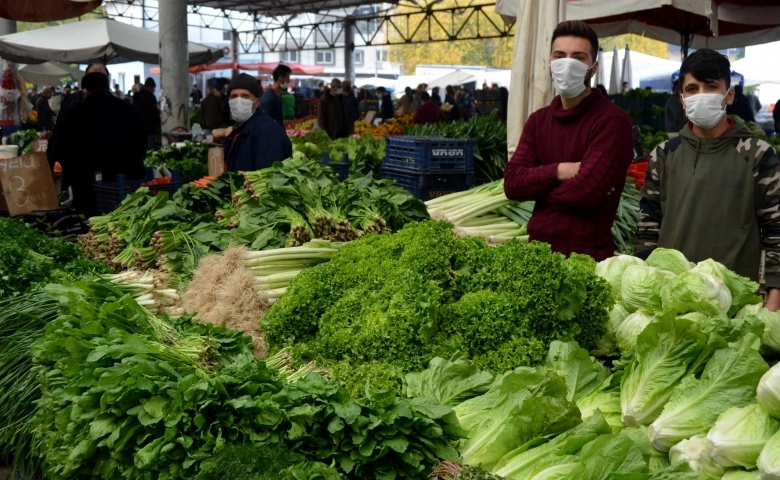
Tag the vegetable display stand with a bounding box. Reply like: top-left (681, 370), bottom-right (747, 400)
top-left (383, 136), bottom-right (474, 173)
top-left (381, 167), bottom-right (473, 201)
top-left (93, 167), bottom-right (181, 213)
top-left (320, 151), bottom-right (349, 182)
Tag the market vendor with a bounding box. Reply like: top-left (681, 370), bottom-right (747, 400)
top-left (503, 20), bottom-right (633, 261)
top-left (635, 49), bottom-right (780, 311)
top-left (222, 73), bottom-right (292, 172)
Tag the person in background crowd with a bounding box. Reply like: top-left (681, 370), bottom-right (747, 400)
top-left (36, 87), bottom-right (55, 130)
top-left (318, 78), bottom-right (349, 140)
top-left (261, 64), bottom-right (291, 126)
top-left (219, 73), bottom-right (291, 172)
top-left (446, 90), bottom-right (467, 123)
top-left (63, 85), bottom-right (72, 95)
top-left (376, 87), bottom-right (394, 121)
top-left (201, 87), bottom-right (224, 130)
top-left (313, 81), bottom-right (324, 99)
top-left (745, 89), bottom-right (762, 116)
top-left (54, 72), bottom-right (146, 217)
top-left (595, 84), bottom-right (608, 97)
top-left (133, 77), bottom-right (161, 150)
top-left (112, 84), bottom-right (122, 98)
top-left (645, 86), bottom-right (653, 92)
top-left (431, 86), bottom-right (442, 106)
top-left (342, 80), bottom-right (359, 134)
top-left (29, 88), bottom-right (39, 105)
top-left (412, 83), bottom-right (427, 112)
top-left (412, 91), bottom-right (443, 125)
top-left (398, 86), bottom-right (414, 115)
top-left (499, 86), bottom-right (509, 122)
top-left (726, 84), bottom-right (756, 123)
top-left (457, 89), bottom-right (476, 119)
top-left (503, 20), bottom-right (633, 261)
top-left (444, 85), bottom-right (456, 105)
top-left (664, 79), bottom-right (685, 139)
top-left (190, 85), bottom-right (203, 105)
top-left (221, 84), bottom-right (232, 126)
top-left (622, 81), bottom-right (630, 93)
top-left (636, 48), bottom-right (780, 311)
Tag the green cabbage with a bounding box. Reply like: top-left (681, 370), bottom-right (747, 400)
top-left (404, 355), bottom-right (493, 407)
top-left (678, 312), bottom-right (708, 324)
top-left (736, 304), bottom-right (780, 353)
top-left (576, 373), bottom-right (624, 432)
top-left (648, 334), bottom-right (769, 452)
top-left (721, 470), bottom-right (760, 480)
top-left (620, 318), bottom-right (706, 427)
top-left (705, 403), bottom-right (780, 469)
top-left (563, 430), bottom-right (650, 479)
top-left (544, 341), bottom-right (607, 403)
top-left (758, 429), bottom-right (780, 480)
top-left (617, 311), bottom-right (656, 360)
top-left (646, 248), bottom-right (695, 275)
top-left (758, 365), bottom-right (780, 420)
top-left (621, 266), bottom-right (676, 313)
top-left (595, 255), bottom-right (646, 302)
top-left (669, 434), bottom-right (727, 478)
top-left (660, 271), bottom-right (732, 317)
top-left (593, 304), bottom-right (631, 356)
top-left (692, 259), bottom-right (761, 316)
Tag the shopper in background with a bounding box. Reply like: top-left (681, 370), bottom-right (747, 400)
top-left (343, 80), bottom-right (359, 134)
top-left (261, 64), bottom-right (291, 126)
top-left (376, 87), bottom-right (394, 121)
top-left (746, 89), bottom-right (762, 117)
top-left (318, 78), bottom-right (349, 140)
top-left (133, 77), bottom-right (161, 150)
top-left (54, 72), bottom-right (147, 216)
top-left (504, 20), bottom-right (633, 261)
top-left (664, 79), bottom-right (685, 138)
top-left (412, 91), bottom-right (443, 125)
top-left (622, 81), bottom-right (630, 93)
top-left (36, 88), bottom-right (55, 130)
top-left (200, 87), bottom-right (224, 130)
top-left (412, 83), bottom-right (427, 112)
top-left (29, 88), bottom-right (39, 106)
top-left (635, 49), bottom-right (780, 310)
top-left (398, 86), bottom-right (414, 114)
top-left (220, 73), bottom-right (292, 172)
top-left (726, 84), bottom-right (756, 123)
top-left (444, 85), bottom-right (456, 105)
top-left (190, 85), bottom-right (203, 105)
top-left (112, 84), bottom-right (122, 98)
top-left (431, 86), bottom-right (442, 106)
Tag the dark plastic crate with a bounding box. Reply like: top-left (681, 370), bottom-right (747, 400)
top-left (93, 167), bottom-right (181, 213)
top-left (381, 167), bottom-right (473, 201)
top-left (383, 136), bottom-right (474, 173)
top-left (321, 151), bottom-right (350, 182)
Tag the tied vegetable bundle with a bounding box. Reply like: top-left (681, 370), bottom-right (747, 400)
top-left (30, 281), bottom-right (464, 480)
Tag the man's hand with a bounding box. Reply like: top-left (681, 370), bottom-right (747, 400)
top-left (212, 126), bottom-right (233, 141)
top-left (767, 288), bottom-right (780, 312)
top-left (556, 162), bottom-right (581, 181)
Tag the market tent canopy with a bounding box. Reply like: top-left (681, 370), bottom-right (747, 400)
top-left (0, 18), bottom-right (223, 66)
top-left (19, 62), bottom-right (85, 87)
top-left (149, 62), bottom-right (325, 75)
top-left (495, 0), bottom-right (780, 52)
top-left (640, 69), bottom-right (745, 92)
top-left (355, 77), bottom-right (397, 90)
top-left (0, 0), bottom-right (102, 22)
top-left (732, 57), bottom-right (780, 86)
top-left (600, 50), bottom-right (681, 90)
top-left (424, 70), bottom-right (479, 90)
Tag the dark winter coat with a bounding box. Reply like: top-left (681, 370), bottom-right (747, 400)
top-left (223, 109), bottom-right (292, 172)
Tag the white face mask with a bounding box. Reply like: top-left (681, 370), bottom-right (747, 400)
top-left (550, 58), bottom-right (595, 99)
top-left (682, 91), bottom-right (729, 130)
top-left (280, 82), bottom-right (289, 89)
top-left (229, 97), bottom-right (256, 123)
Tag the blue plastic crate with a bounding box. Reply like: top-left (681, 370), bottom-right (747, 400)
top-left (93, 167), bottom-right (181, 213)
top-left (381, 167), bottom-right (473, 201)
top-left (321, 151), bottom-right (350, 182)
top-left (383, 136), bottom-right (474, 173)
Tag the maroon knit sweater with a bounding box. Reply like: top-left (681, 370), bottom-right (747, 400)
top-left (504, 88), bottom-right (633, 260)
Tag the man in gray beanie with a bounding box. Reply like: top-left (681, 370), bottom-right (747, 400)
top-left (221, 73), bottom-right (292, 172)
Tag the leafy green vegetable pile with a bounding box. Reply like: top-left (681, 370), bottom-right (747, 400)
top-left (25, 281), bottom-right (463, 480)
top-left (264, 221), bottom-right (612, 397)
top-left (290, 130), bottom-right (386, 178)
top-left (8, 129), bottom-right (42, 155)
top-left (0, 217), bottom-right (111, 297)
top-left (405, 111), bottom-right (508, 182)
top-left (144, 141), bottom-right (210, 183)
top-left (79, 160), bottom-right (428, 279)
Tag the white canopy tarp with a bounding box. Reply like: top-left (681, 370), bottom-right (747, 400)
top-left (355, 77), bottom-right (397, 89)
top-left (732, 57), bottom-right (780, 87)
top-left (19, 62), bottom-right (85, 86)
top-left (601, 50), bottom-right (680, 91)
top-left (495, 0), bottom-right (780, 50)
top-left (424, 70), bottom-right (479, 90)
top-left (609, 45), bottom-right (621, 95)
top-left (0, 18), bottom-right (222, 66)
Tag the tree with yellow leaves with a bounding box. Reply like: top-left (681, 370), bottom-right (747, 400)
top-left (599, 34), bottom-right (669, 59)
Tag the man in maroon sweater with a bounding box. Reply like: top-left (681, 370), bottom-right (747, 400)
top-left (413, 91), bottom-right (444, 125)
top-left (504, 20), bottom-right (633, 261)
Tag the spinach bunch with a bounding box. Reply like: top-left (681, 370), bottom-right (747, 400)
top-left (145, 142), bottom-right (210, 183)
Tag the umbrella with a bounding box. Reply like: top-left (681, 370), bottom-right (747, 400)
top-left (621, 45), bottom-right (633, 90)
top-left (425, 70), bottom-right (479, 90)
top-left (506, 0), bottom-right (565, 158)
top-left (609, 46), bottom-right (621, 95)
top-left (0, 18), bottom-right (222, 66)
top-left (594, 47), bottom-right (606, 88)
top-left (19, 62), bottom-right (84, 87)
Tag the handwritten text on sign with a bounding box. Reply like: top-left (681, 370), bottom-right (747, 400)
top-left (0, 152), bottom-right (58, 215)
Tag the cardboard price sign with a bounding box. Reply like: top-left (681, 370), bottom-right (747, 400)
top-left (208, 146), bottom-right (225, 177)
top-left (0, 152), bottom-right (59, 215)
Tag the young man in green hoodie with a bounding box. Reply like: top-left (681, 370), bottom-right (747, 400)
top-left (635, 49), bottom-right (780, 311)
